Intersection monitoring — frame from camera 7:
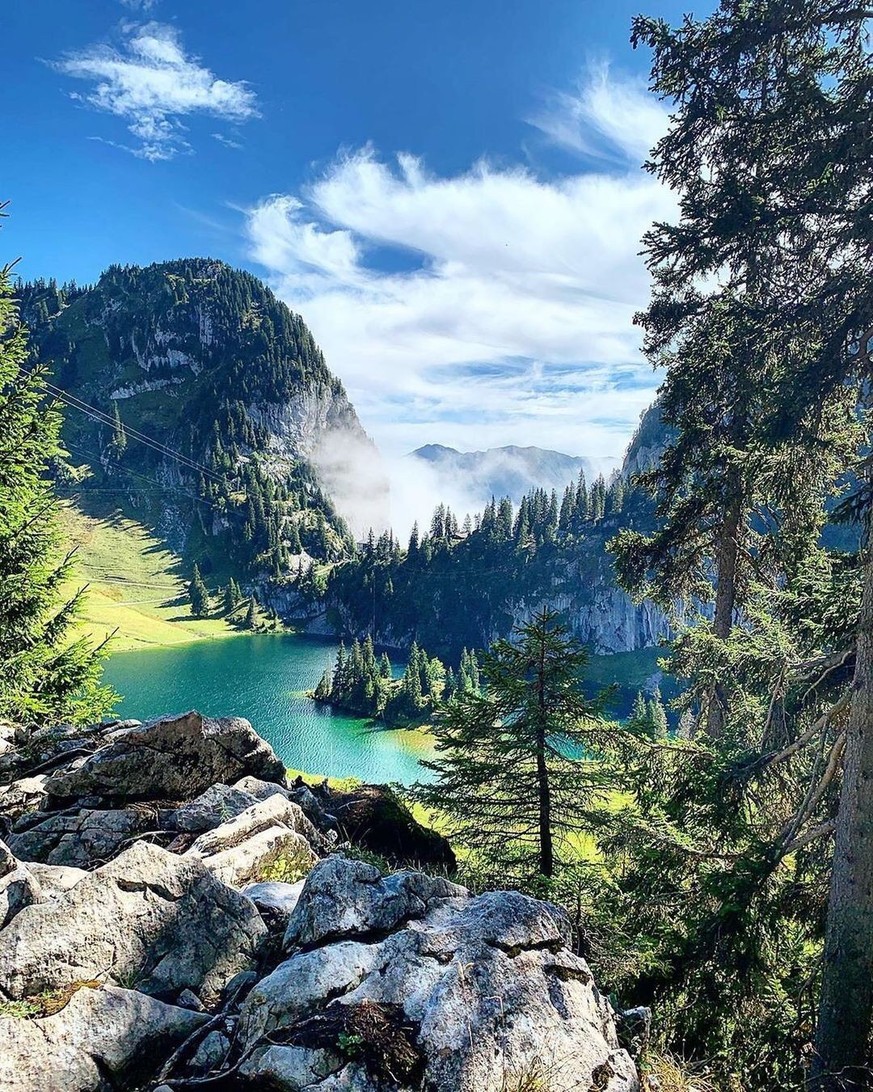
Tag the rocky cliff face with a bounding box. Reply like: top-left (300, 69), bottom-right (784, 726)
top-left (506, 579), bottom-right (670, 655)
top-left (0, 713), bottom-right (638, 1092)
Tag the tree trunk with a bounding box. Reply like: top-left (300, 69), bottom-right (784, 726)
top-left (535, 631), bottom-right (554, 878)
top-left (811, 543), bottom-right (873, 1091)
top-left (705, 489), bottom-right (742, 738)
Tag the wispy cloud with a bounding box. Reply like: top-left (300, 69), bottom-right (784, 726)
top-left (528, 60), bottom-right (669, 164)
top-left (52, 22), bottom-right (259, 161)
top-left (118, 0), bottom-right (159, 11)
top-left (244, 70), bottom-right (672, 461)
top-left (212, 132), bottom-right (243, 150)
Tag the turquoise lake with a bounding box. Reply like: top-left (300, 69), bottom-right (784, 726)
top-left (103, 634), bottom-right (431, 785)
top-left (103, 636), bottom-right (668, 786)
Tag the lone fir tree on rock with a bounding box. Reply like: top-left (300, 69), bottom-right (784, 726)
top-left (416, 608), bottom-right (612, 880)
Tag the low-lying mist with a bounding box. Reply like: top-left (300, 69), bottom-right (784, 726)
top-left (311, 427), bottom-right (621, 541)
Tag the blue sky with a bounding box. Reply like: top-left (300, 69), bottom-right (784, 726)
top-left (4, 0), bottom-right (698, 460)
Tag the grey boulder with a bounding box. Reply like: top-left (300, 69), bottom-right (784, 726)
top-left (236, 858), bottom-right (638, 1092)
top-left (0, 864), bottom-right (40, 930)
top-left (185, 794), bottom-right (320, 888)
top-left (43, 711), bottom-right (286, 802)
top-left (283, 855), bottom-right (466, 950)
top-left (242, 878), bottom-right (306, 925)
top-left (7, 805), bottom-right (152, 868)
top-left (0, 840), bottom-right (267, 1005)
top-left (0, 984), bottom-right (208, 1092)
top-left (0, 775), bottom-right (48, 822)
top-left (164, 782), bottom-right (262, 834)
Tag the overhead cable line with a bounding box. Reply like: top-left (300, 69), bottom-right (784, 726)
top-left (63, 441), bottom-right (225, 514)
top-left (41, 380), bottom-right (226, 484)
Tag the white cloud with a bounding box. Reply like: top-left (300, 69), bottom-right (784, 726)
top-left (212, 132), bottom-right (243, 150)
top-left (53, 22), bottom-right (258, 161)
top-left (244, 69), bottom-right (673, 483)
top-left (119, 0), bottom-right (159, 11)
top-left (528, 61), bottom-right (669, 165)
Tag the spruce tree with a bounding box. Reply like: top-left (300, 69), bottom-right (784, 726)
top-left (188, 563), bottom-right (209, 617)
top-left (626, 691), bottom-right (651, 736)
top-left (612, 2), bottom-right (872, 1083)
top-left (0, 243), bottom-right (112, 726)
top-left (244, 596), bottom-right (257, 630)
top-left (416, 609), bottom-right (608, 879)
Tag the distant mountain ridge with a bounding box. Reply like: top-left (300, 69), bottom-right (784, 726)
top-left (409, 443), bottom-right (620, 510)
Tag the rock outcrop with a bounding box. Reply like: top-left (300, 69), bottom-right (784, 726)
top-left (0, 711), bottom-right (638, 1092)
top-left (238, 856), bottom-right (637, 1092)
top-left (43, 711), bottom-right (285, 802)
top-left (0, 985), bottom-right (208, 1092)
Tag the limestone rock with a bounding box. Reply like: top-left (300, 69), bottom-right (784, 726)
top-left (0, 864), bottom-right (40, 929)
top-left (0, 841), bottom-right (267, 1004)
top-left (164, 782), bottom-right (261, 834)
top-left (0, 775), bottom-right (48, 824)
top-left (235, 859), bottom-right (638, 1092)
top-left (25, 861), bottom-right (87, 896)
top-left (189, 1028), bottom-right (232, 1072)
top-left (0, 984), bottom-right (208, 1092)
top-left (236, 775), bottom-right (335, 835)
top-left (8, 806), bottom-right (152, 868)
top-left (43, 711), bottom-right (285, 803)
top-left (0, 838), bottom-right (15, 876)
top-left (189, 794), bottom-right (322, 858)
top-left (241, 940), bottom-right (382, 1045)
top-left (283, 855), bottom-right (466, 950)
top-left (242, 879), bottom-right (306, 925)
top-left (186, 795), bottom-right (320, 888)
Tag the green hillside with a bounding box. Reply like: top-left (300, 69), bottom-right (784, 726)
top-left (57, 502), bottom-right (239, 651)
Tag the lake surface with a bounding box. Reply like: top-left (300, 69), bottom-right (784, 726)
top-left (104, 635), bottom-right (673, 786)
top-left (104, 634), bottom-right (431, 785)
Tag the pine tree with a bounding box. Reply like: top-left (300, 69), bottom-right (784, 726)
top-left (188, 563), bottom-right (209, 617)
top-left (416, 609), bottom-right (608, 879)
top-left (0, 239), bottom-right (112, 726)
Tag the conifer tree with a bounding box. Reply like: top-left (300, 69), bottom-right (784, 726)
top-left (313, 668), bottom-right (332, 702)
top-left (417, 609), bottom-right (607, 879)
top-left (188, 563), bottom-right (209, 617)
top-left (244, 596), bottom-right (257, 630)
top-left (647, 689), bottom-right (668, 740)
top-left (0, 240), bottom-right (112, 726)
top-left (612, 2), bottom-right (872, 1083)
top-left (626, 691), bottom-right (650, 736)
